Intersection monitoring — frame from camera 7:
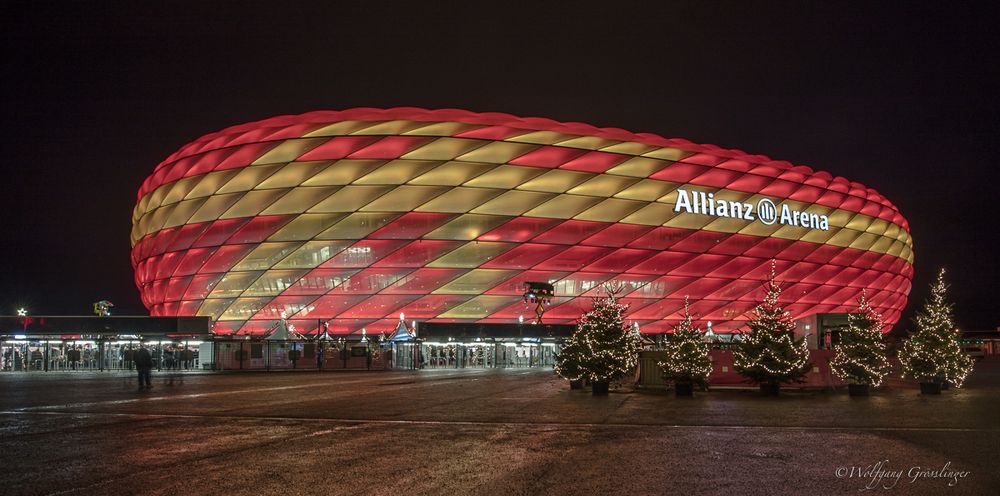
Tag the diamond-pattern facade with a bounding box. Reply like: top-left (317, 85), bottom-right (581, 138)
top-left (132, 108), bottom-right (913, 336)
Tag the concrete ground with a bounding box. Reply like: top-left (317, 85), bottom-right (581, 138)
top-left (1, 361), bottom-right (998, 496)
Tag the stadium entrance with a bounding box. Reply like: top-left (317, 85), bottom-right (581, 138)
top-left (391, 322), bottom-right (573, 370)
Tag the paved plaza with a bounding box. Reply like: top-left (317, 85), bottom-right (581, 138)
top-left (2, 361), bottom-right (998, 495)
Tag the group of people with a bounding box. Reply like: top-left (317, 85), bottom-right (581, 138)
top-left (2, 345), bottom-right (98, 371)
top-left (1, 344), bottom-right (198, 372)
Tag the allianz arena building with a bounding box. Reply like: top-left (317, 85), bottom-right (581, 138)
top-left (131, 108), bottom-right (913, 343)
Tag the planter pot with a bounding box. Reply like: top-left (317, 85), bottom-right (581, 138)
top-left (675, 383), bottom-right (694, 397)
top-left (920, 382), bottom-right (942, 395)
top-left (759, 383), bottom-right (780, 396)
top-left (569, 379), bottom-right (585, 390)
top-left (848, 384), bottom-right (870, 397)
top-left (591, 381), bottom-right (610, 396)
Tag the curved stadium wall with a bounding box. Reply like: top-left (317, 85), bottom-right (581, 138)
top-left (131, 108), bottom-right (913, 336)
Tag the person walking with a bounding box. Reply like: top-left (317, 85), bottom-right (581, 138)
top-left (135, 346), bottom-right (153, 389)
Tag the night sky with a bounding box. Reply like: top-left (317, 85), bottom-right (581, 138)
top-left (2, 2), bottom-right (998, 330)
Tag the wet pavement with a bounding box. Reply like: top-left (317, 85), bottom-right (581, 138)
top-left (1, 361), bottom-right (998, 495)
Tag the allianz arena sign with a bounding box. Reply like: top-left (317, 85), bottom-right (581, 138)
top-left (673, 188), bottom-right (830, 231)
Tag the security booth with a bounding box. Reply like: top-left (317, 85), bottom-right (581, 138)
top-left (411, 322), bottom-right (574, 369)
top-left (388, 319), bottom-right (418, 370)
top-left (0, 315), bottom-right (211, 372)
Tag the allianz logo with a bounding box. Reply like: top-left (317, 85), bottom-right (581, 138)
top-left (673, 188), bottom-right (830, 231)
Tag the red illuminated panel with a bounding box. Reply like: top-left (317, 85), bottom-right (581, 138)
top-left (339, 294), bottom-right (421, 319)
top-left (294, 294), bottom-right (368, 319)
top-left (534, 246), bottom-right (614, 271)
top-left (481, 244), bottom-right (567, 270)
top-left (348, 136), bottom-right (433, 159)
top-left (373, 240), bottom-right (464, 267)
top-left (533, 220), bottom-right (610, 245)
top-left (581, 224), bottom-right (654, 247)
top-left (326, 268), bottom-right (411, 294)
top-left (379, 268), bottom-right (465, 294)
top-left (198, 245), bottom-right (256, 274)
top-left (508, 146), bottom-right (587, 168)
top-left (558, 151), bottom-right (628, 173)
top-left (320, 240), bottom-right (410, 268)
top-left (395, 294), bottom-right (474, 318)
top-left (297, 136), bottom-right (379, 160)
top-left (369, 212), bottom-right (456, 240)
top-left (484, 270), bottom-right (571, 295)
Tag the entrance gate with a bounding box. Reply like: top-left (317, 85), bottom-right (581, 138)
top-left (393, 322), bottom-right (572, 370)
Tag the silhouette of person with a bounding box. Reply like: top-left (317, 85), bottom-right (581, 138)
top-left (134, 346), bottom-right (154, 389)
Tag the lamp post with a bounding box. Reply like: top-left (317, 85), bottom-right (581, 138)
top-left (522, 282), bottom-right (554, 324)
top-left (18, 308), bottom-right (28, 372)
top-left (361, 328), bottom-right (371, 370)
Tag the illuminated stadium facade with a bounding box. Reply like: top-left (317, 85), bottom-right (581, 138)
top-left (131, 108), bottom-right (913, 338)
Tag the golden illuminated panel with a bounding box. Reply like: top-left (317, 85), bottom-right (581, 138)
top-left (469, 190), bottom-right (555, 216)
top-left (301, 160), bottom-right (385, 186)
top-left (414, 187), bottom-right (504, 213)
top-left (133, 108), bottom-right (913, 335)
top-left (424, 214), bottom-right (513, 240)
top-left (516, 170), bottom-right (592, 193)
top-left (257, 161), bottom-right (332, 189)
top-left (438, 295), bottom-right (521, 319)
top-left (315, 212), bottom-right (400, 239)
top-left (251, 138), bottom-right (327, 165)
top-left (568, 175), bottom-right (640, 197)
top-left (273, 240), bottom-right (354, 269)
top-left (426, 242), bottom-right (516, 268)
top-left (233, 243), bottom-right (303, 271)
top-left (462, 164), bottom-right (545, 189)
top-left (408, 161), bottom-right (495, 186)
top-left (455, 142), bottom-right (537, 164)
top-left (401, 137), bottom-right (487, 161)
top-left (267, 213), bottom-right (348, 242)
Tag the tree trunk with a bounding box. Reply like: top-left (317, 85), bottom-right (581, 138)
top-left (675, 382), bottom-right (694, 397)
top-left (759, 382), bottom-right (780, 396)
top-left (848, 383), bottom-right (870, 396)
top-left (591, 381), bottom-right (610, 395)
top-left (920, 382), bottom-right (942, 395)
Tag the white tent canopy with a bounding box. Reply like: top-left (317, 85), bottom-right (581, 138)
top-left (265, 319), bottom-right (305, 341)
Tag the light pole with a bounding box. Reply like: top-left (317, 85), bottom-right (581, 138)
top-left (16, 308), bottom-right (28, 372)
top-left (522, 282), bottom-right (554, 324)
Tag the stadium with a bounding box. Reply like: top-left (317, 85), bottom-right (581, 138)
top-left (131, 108), bottom-right (913, 346)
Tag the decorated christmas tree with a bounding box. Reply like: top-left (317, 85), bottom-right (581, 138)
top-left (733, 261), bottom-right (811, 392)
top-left (556, 284), bottom-right (643, 395)
top-left (554, 333), bottom-right (586, 385)
top-left (899, 268), bottom-right (974, 388)
top-left (830, 291), bottom-right (890, 388)
top-left (658, 296), bottom-right (712, 392)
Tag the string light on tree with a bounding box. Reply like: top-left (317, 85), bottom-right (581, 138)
top-left (657, 296), bottom-right (713, 393)
top-left (830, 290), bottom-right (891, 388)
top-left (732, 260), bottom-right (811, 393)
top-left (899, 268), bottom-right (974, 388)
top-left (555, 283), bottom-right (642, 394)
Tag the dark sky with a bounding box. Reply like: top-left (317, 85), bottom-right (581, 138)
top-left (2, 1), bottom-right (998, 329)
